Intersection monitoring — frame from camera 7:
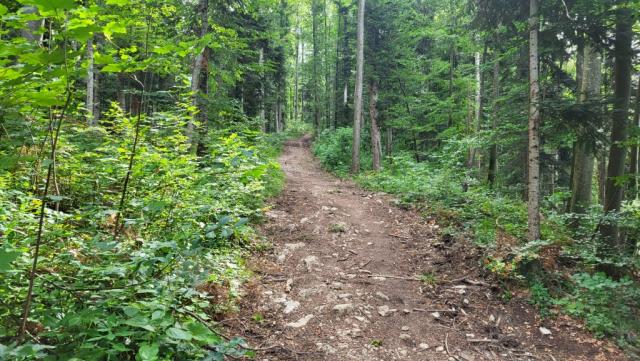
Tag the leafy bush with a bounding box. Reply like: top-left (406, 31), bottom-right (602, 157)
top-left (558, 273), bottom-right (640, 342)
top-left (313, 127), bottom-right (355, 176)
top-left (0, 107), bottom-right (282, 359)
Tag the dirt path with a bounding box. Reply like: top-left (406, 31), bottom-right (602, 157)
top-left (225, 139), bottom-right (625, 361)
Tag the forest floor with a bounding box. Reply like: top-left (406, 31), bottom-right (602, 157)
top-left (223, 137), bottom-right (627, 361)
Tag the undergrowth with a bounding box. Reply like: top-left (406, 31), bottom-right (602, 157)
top-left (0, 105), bottom-right (291, 360)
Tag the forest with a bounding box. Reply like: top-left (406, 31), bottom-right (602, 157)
top-left (0, 0), bottom-right (639, 360)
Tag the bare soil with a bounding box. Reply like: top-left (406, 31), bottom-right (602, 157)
top-left (224, 138), bottom-right (627, 361)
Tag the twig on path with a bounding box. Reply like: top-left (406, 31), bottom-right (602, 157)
top-left (358, 259), bottom-right (372, 269)
top-left (467, 338), bottom-right (500, 343)
top-left (445, 332), bottom-right (451, 355)
top-left (337, 256), bottom-right (350, 262)
top-left (388, 233), bottom-right (411, 239)
top-left (366, 273), bottom-right (421, 281)
top-left (348, 249), bottom-right (358, 255)
top-left (413, 308), bottom-right (457, 313)
top-left (444, 276), bottom-right (490, 287)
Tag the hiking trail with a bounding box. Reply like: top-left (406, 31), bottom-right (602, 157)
top-left (224, 137), bottom-right (625, 361)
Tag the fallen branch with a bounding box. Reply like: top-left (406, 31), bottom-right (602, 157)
top-left (366, 273), bottom-right (421, 281)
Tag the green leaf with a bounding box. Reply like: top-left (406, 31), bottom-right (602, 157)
top-left (31, 0), bottom-right (78, 11)
top-left (0, 248), bottom-right (20, 272)
top-left (166, 327), bottom-right (192, 341)
top-left (136, 343), bottom-right (159, 361)
top-left (106, 0), bottom-right (130, 5)
top-left (124, 317), bottom-right (155, 332)
top-left (0, 4), bottom-right (8, 15)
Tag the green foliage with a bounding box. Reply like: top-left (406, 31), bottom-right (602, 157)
top-left (0, 110), bottom-right (282, 358)
top-left (529, 282), bottom-right (554, 318)
top-left (558, 273), bottom-right (640, 343)
top-left (313, 127), bottom-right (355, 176)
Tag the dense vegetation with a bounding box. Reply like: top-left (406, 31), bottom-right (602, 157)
top-left (1, 0), bottom-right (639, 359)
top-left (307, 0), bottom-right (640, 356)
top-left (0, 0), bottom-right (304, 359)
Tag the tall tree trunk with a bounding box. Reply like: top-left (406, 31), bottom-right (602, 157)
top-left (323, 0), bottom-right (331, 129)
top-left (527, 0), bottom-right (541, 241)
top-left (294, 20), bottom-right (300, 123)
top-left (488, 44), bottom-right (500, 187)
top-left (312, 0), bottom-right (321, 130)
top-left (341, 9), bottom-right (350, 126)
top-left (569, 44), bottom-right (601, 215)
top-left (369, 79), bottom-right (381, 171)
top-left (351, 0), bottom-right (365, 174)
top-left (86, 36), bottom-right (96, 125)
top-left (469, 47), bottom-right (484, 168)
top-left (600, 6), bottom-right (633, 261)
top-left (629, 80), bottom-right (640, 199)
top-left (334, 6), bottom-right (343, 128)
top-left (189, 0), bottom-right (209, 150)
top-left (259, 47), bottom-right (266, 131)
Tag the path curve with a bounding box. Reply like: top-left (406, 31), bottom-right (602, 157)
top-left (225, 138), bottom-right (625, 361)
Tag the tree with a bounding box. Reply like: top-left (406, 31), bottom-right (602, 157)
top-left (189, 0), bottom-right (210, 150)
top-left (369, 79), bottom-right (381, 170)
top-left (568, 44), bottom-right (602, 216)
top-left (527, 0), bottom-right (540, 241)
top-left (351, 0), bottom-right (365, 174)
top-left (599, 5), bottom-right (634, 260)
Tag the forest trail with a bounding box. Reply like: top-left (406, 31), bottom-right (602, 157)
top-left (225, 138), bottom-right (625, 361)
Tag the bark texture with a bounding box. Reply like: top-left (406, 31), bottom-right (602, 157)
top-left (351, 0), bottom-right (365, 174)
top-left (527, 0), bottom-right (541, 241)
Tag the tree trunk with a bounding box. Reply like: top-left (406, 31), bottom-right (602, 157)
top-left (488, 44), bottom-right (500, 187)
top-left (369, 79), bottom-right (381, 171)
top-left (342, 10), bottom-right (350, 126)
top-left (312, 0), bottom-right (321, 130)
top-left (259, 47), bottom-right (266, 131)
top-left (599, 7), bottom-right (633, 260)
top-left (629, 80), bottom-right (640, 199)
top-left (86, 36), bottom-right (96, 125)
top-left (188, 0), bottom-right (209, 149)
top-left (469, 47), bottom-right (484, 168)
top-left (569, 44), bottom-right (601, 215)
top-left (334, 6), bottom-right (343, 128)
top-left (351, 0), bottom-right (365, 174)
top-left (527, 0), bottom-right (541, 241)
top-left (323, 0), bottom-right (331, 129)
top-left (294, 20), bottom-right (300, 123)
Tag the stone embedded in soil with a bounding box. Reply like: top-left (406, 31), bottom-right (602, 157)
top-left (302, 255), bottom-right (320, 271)
top-left (539, 327), bottom-right (552, 336)
top-left (375, 291), bottom-right (390, 301)
top-left (332, 303), bottom-right (354, 315)
top-left (401, 326), bottom-right (410, 331)
top-left (419, 343), bottom-right (430, 350)
top-left (377, 305), bottom-right (397, 317)
top-left (286, 314), bottom-right (314, 328)
top-left (436, 346), bottom-right (445, 352)
top-left (282, 299), bottom-right (300, 314)
top-left (399, 333), bottom-right (411, 340)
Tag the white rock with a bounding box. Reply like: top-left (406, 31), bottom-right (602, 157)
top-left (286, 314), bottom-right (314, 328)
top-left (399, 333), bottom-right (411, 340)
top-left (333, 303), bottom-right (354, 315)
top-left (419, 343), bottom-right (430, 350)
top-left (435, 346), bottom-right (445, 352)
top-left (285, 279), bottom-right (293, 293)
top-left (539, 327), bottom-right (552, 336)
top-left (431, 312), bottom-right (441, 319)
top-left (303, 256), bottom-right (320, 271)
top-left (377, 305), bottom-right (397, 317)
top-left (375, 291), bottom-right (390, 301)
top-left (330, 282), bottom-right (344, 290)
top-left (401, 326), bottom-right (410, 331)
top-left (283, 299), bottom-right (300, 314)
